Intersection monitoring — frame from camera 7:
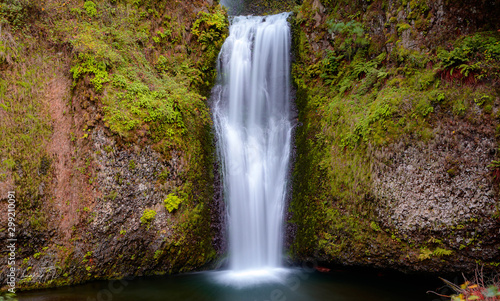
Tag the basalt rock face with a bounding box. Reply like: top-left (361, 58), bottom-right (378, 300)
top-left (289, 0), bottom-right (500, 273)
top-left (0, 0), bottom-right (227, 291)
top-left (373, 119), bottom-right (497, 235)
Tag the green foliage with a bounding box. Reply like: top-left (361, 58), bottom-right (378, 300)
top-left (436, 92), bottom-right (445, 102)
top-left (84, 1), bottom-right (97, 17)
top-left (104, 73), bottom-right (199, 138)
top-left (158, 168), bottom-right (169, 182)
top-left (326, 20), bottom-right (369, 60)
top-left (61, 2), bottom-right (217, 144)
top-left (340, 101), bottom-right (392, 149)
top-left (140, 209), bottom-right (157, 224)
top-left (0, 28), bottom-right (53, 242)
top-left (104, 190), bottom-right (118, 201)
top-left (438, 32), bottom-right (500, 80)
top-left (289, 1), bottom-right (500, 266)
top-left (418, 247), bottom-right (432, 260)
top-left (155, 55), bottom-right (204, 87)
top-left (190, 5), bottom-right (229, 92)
top-left (164, 193), bottom-right (183, 212)
top-left (440, 277), bottom-right (500, 301)
top-left (0, 293), bottom-right (17, 301)
top-left (438, 46), bottom-right (471, 69)
top-left (391, 45), bottom-right (429, 69)
top-left (452, 99), bottom-right (466, 116)
top-left (440, 33), bottom-right (500, 67)
top-left (356, 68), bottom-right (379, 95)
top-left (166, 202), bottom-right (217, 272)
top-left (407, 0), bottom-right (429, 20)
top-left (474, 94), bottom-right (490, 106)
top-left (370, 221), bottom-right (381, 232)
top-left (414, 98), bottom-right (434, 118)
top-left (128, 159), bottom-right (136, 171)
top-left (396, 23), bottom-right (411, 34)
top-left (433, 247), bottom-right (452, 257)
top-left (321, 50), bottom-right (343, 81)
top-left (3, 158), bottom-right (15, 169)
top-left (0, 0), bottom-right (30, 28)
top-left (70, 53), bottom-right (109, 92)
top-left (154, 249), bottom-right (163, 259)
top-left (415, 70), bottom-right (435, 90)
top-left (191, 8), bottom-right (227, 46)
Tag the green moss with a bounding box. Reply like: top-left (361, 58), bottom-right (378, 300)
top-left (165, 203), bottom-right (217, 272)
top-left (128, 159), bottom-right (136, 171)
top-left (407, 0), bottom-right (429, 20)
top-left (370, 221), bottom-right (381, 232)
top-left (0, 27), bottom-right (53, 248)
top-left (397, 22), bottom-right (411, 34)
top-left (453, 99), bottom-right (467, 116)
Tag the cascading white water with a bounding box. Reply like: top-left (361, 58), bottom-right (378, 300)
top-left (212, 12), bottom-right (293, 276)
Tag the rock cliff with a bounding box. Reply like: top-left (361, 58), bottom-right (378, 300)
top-left (289, 0), bottom-right (500, 273)
top-left (0, 0), bottom-right (227, 290)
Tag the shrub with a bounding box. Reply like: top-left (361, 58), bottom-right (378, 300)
top-left (70, 53), bottom-right (109, 92)
top-left (84, 1), bottom-right (97, 17)
top-left (140, 209), bottom-right (156, 224)
top-left (164, 194), bottom-right (183, 212)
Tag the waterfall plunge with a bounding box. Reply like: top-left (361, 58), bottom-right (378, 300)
top-left (212, 13), bottom-right (293, 282)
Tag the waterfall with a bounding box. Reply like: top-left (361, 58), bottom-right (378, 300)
top-left (212, 12), bottom-right (293, 276)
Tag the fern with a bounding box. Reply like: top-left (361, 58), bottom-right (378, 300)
top-left (70, 53), bottom-right (109, 92)
top-left (433, 247), bottom-right (453, 257)
top-left (458, 62), bottom-right (480, 77)
top-left (419, 247), bottom-right (433, 261)
top-left (326, 20), bottom-right (369, 59)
